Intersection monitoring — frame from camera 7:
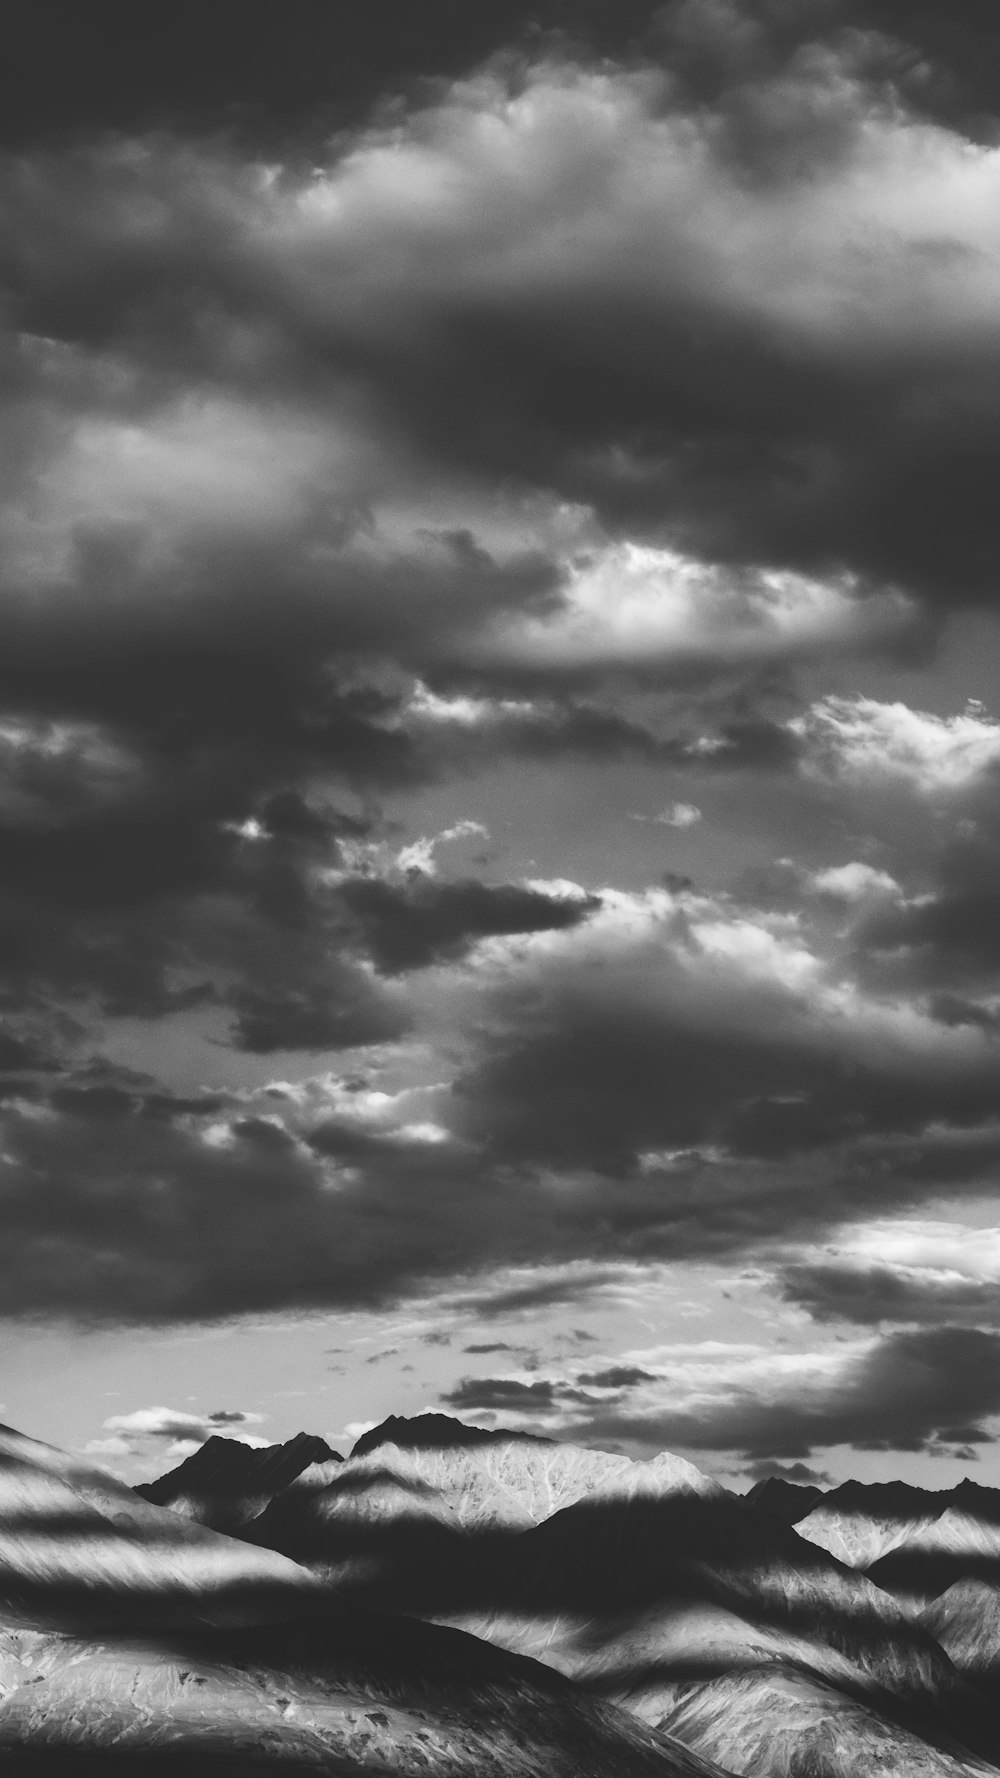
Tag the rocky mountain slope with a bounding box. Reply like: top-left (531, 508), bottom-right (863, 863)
top-left (793, 1481), bottom-right (946, 1570)
top-left (232, 1415), bottom-right (994, 1773)
top-left (0, 1421), bottom-right (733, 1778)
top-left (795, 1480), bottom-right (1000, 1578)
top-left (870, 1511), bottom-right (1000, 1609)
top-left (135, 1431), bottom-right (339, 1535)
top-left (0, 1421), bottom-right (321, 1630)
top-left (921, 1578), bottom-right (1000, 1692)
top-left (657, 1662), bottom-right (997, 1778)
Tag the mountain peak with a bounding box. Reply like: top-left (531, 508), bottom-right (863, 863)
top-left (744, 1477), bottom-right (823, 1522)
top-left (136, 1430), bottom-right (341, 1533)
top-left (351, 1412), bottom-right (555, 1458)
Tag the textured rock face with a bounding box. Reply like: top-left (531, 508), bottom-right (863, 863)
top-left (240, 1416), bottom-right (973, 1759)
top-left (0, 1421), bottom-right (733, 1778)
top-left (870, 1512), bottom-right (1000, 1608)
top-left (793, 1481), bottom-right (945, 1569)
top-left (246, 1418), bottom-right (725, 1585)
top-left (0, 1422), bottom-right (321, 1630)
top-left (656, 1663), bottom-right (995, 1778)
top-left (920, 1578), bottom-right (1000, 1690)
top-left (135, 1432), bottom-right (340, 1535)
top-left (105, 1415), bottom-right (1000, 1774)
top-left (793, 1478), bottom-right (1000, 1609)
top-left (0, 1612), bottom-right (734, 1778)
top-left (795, 1479), bottom-right (1000, 1581)
top-left (345, 1415), bottom-right (723, 1526)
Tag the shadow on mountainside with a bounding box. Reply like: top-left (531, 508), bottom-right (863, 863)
top-left (249, 1483), bottom-right (998, 1765)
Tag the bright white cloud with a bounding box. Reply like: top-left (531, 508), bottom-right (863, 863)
top-left (807, 862), bottom-right (901, 901)
top-left (103, 1405), bottom-right (265, 1441)
top-left (477, 545), bottom-right (907, 673)
top-left (793, 696), bottom-right (1000, 793)
top-left (395, 820), bottom-right (490, 876)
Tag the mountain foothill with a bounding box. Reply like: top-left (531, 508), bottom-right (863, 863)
top-left (2, 1414), bottom-right (1000, 1776)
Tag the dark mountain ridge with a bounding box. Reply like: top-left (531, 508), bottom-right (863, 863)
top-left (743, 1477), bottom-right (824, 1522)
top-left (135, 1431), bottom-right (340, 1535)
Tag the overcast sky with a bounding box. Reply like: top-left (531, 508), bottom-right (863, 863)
top-left (6, 0), bottom-right (1000, 1490)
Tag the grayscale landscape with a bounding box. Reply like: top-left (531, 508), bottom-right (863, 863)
top-left (4, 1412), bottom-right (1000, 1775)
top-left (5, 3), bottom-right (1000, 1772)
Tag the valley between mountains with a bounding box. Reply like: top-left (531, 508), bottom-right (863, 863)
top-left (3, 1413), bottom-right (1000, 1776)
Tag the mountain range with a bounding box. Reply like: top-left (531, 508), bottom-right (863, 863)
top-left (3, 1413), bottom-right (1000, 1775)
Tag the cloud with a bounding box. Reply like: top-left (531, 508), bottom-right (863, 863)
top-left (7, 8), bottom-right (1000, 1349)
top-left (806, 861), bottom-right (901, 903)
top-left (336, 876), bottom-right (599, 973)
top-left (632, 802), bottom-right (702, 828)
top-left (450, 880), bottom-right (1000, 1180)
top-left (776, 1218), bottom-right (1000, 1326)
top-left (741, 1459), bottom-right (833, 1486)
top-left (442, 1376), bottom-right (564, 1413)
top-left (792, 698), bottom-right (1000, 795)
top-left (437, 1326), bottom-right (1000, 1460)
top-left (576, 1365), bottom-right (657, 1388)
top-left (102, 1405), bottom-right (265, 1441)
top-left (5, 858), bottom-right (1000, 1325)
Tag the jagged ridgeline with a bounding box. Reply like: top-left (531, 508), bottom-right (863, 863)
top-left (2, 1414), bottom-right (1000, 1777)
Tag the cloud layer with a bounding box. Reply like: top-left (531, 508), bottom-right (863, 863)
top-left (3, 0), bottom-right (1000, 1480)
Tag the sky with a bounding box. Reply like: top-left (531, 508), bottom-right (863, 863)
top-left (5, 0), bottom-right (1000, 1491)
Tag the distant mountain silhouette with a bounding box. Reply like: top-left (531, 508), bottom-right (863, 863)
top-left (743, 1477), bottom-right (824, 1522)
top-left (351, 1412), bottom-right (557, 1458)
top-left (135, 1432), bottom-right (339, 1535)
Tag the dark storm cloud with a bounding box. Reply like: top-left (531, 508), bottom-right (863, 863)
top-left (576, 1365), bottom-right (657, 1388)
top-left (6, 2), bottom-right (1000, 155)
top-left (778, 1259), bottom-right (1000, 1326)
top-left (454, 986), bottom-right (1000, 1175)
top-left (443, 1267), bottom-right (638, 1321)
top-left (442, 1377), bottom-right (565, 1413)
top-left (6, 0), bottom-right (1000, 1339)
top-left (742, 1459), bottom-right (833, 1485)
top-left (0, 800), bottom-right (413, 1050)
top-left (0, 1), bottom-right (668, 148)
top-left (566, 1327), bottom-right (1000, 1459)
top-left (4, 6), bottom-right (999, 648)
top-left (336, 876), bottom-right (598, 973)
